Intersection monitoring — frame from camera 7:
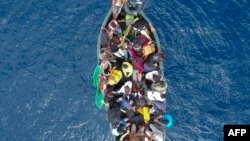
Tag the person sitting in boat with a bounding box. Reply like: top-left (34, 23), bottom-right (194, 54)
top-left (130, 35), bottom-right (155, 60)
top-left (147, 91), bottom-right (166, 102)
top-left (100, 60), bottom-right (112, 76)
top-left (108, 19), bottom-right (123, 37)
top-left (127, 40), bottom-right (145, 75)
top-left (107, 106), bottom-right (121, 130)
top-left (129, 123), bottom-right (149, 141)
top-left (152, 113), bottom-right (173, 131)
top-left (124, 13), bottom-right (138, 26)
top-left (143, 53), bottom-right (165, 73)
top-left (111, 122), bottom-right (124, 137)
top-left (122, 105), bottom-right (144, 126)
top-left (100, 27), bottom-right (110, 48)
top-left (112, 0), bottom-right (127, 19)
top-left (148, 101), bottom-right (165, 113)
top-left (107, 67), bottom-right (123, 86)
top-left (124, 0), bottom-right (143, 16)
top-left (145, 70), bottom-right (163, 83)
top-left (145, 123), bottom-right (164, 141)
top-left (103, 90), bottom-right (123, 108)
top-left (118, 85), bottom-right (137, 111)
top-left (151, 80), bottom-right (167, 94)
top-left (110, 40), bottom-right (127, 59)
top-left (130, 38), bottom-right (143, 56)
top-left (101, 26), bottom-right (114, 42)
top-left (121, 61), bottom-right (134, 81)
top-left (132, 19), bottom-right (152, 41)
top-left (131, 80), bottom-right (140, 93)
top-left (117, 81), bottom-right (132, 93)
top-left (112, 117), bottom-right (131, 137)
top-left (98, 48), bottom-right (117, 64)
top-left (119, 127), bottom-right (130, 141)
top-left (134, 93), bottom-right (148, 108)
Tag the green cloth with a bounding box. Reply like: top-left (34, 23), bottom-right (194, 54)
top-left (95, 88), bottom-right (105, 109)
top-left (93, 65), bottom-right (104, 109)
top-left (125, 14), bottom-right (134, 20)
top-left (93, 65), bottom-right (101, 88)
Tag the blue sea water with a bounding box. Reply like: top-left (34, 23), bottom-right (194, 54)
top-left (0, 0), bottom-right (249, 141)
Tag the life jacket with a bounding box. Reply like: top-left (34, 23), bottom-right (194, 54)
top-left (137, 106), bottom-right (150, 124)
top-left (107, 68), bottom-right (122, 85)
top-left (142, 44), bottom-right (156, 59)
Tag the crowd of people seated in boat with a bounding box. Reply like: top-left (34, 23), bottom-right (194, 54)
top-left (98, 0), bottom-right (171, 140)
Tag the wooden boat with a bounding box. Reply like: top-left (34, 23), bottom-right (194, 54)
top-left (95, 4), bottom-right (167, 141)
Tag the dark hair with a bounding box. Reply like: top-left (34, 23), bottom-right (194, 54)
top-left (161, 94), bottom-right (166, 99)
top-left (112, 35), bottom-right (121, 44)
top-left (110, 43), bottom-right (119, 52)
top-left (123, 63), bottom-right (128, 69)
top-left (117, 126), bottom-right (124, 134)
top-left (152, 74), bottom-right (161, 82)
top-left (104, 96), bottom-right (110, 103)
top-left (112, 121), bottom-right (120, 129)
top-left (132, 81), bottom-right (140, 93)
top-left (158, 81), bottom-right (166, 87)
top-left (125, 86), bottom-right (131, 94)
top-left (100, 49), bottom-right (105, 54)
top-left (106, 91), bottom-right (115, 98)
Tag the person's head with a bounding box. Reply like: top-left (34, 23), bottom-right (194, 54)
top-left (152, 73), bottom-right (162, 82)
top-left (117, 126), bottom-right (124, 134)
top-left (98, 49), bottom-right (107, 60)
top-left (111, 35), bottom-right (121, 44)
top-left (104, 96), bottom-right (110, 104)
top-left (112, 121), bottom-right (120, 129)
top-left (158, 81), bottom-right (166, 87)
top-left (100, 60), bottom-right (111, 75)
top-left (132, 39), bottom-right (141, 51)
top-left (139, 89), bottom-right (145, 96)
top-left (106, 91), bottom-right (115, 98)
top-left (132, 81), bottom-right (140, 93)
top-left (110, 42), bottom-right (119, 52)
top-left (124, 86), bottom-right (131, 94)
top-left (160, 93), bottom-right (166, 99)
top-left (115, 0), bottom-right (123, 6)
top-left (152, 80), bottom-right (167, 93)
top-left (153, 61), bottom-right (159, 67)
top-left (104, 92), bottom-right (112, 103)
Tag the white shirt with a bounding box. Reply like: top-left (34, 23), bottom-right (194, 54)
top-left (117, 81), bottom-right (132, 94)
top-left (147, 91), bottom-right (165, 102)
top-left (145, 70), bottom-right (159, 81)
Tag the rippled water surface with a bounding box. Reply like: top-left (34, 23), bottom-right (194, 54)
top-left (0, 0), bottom-right (249, 140)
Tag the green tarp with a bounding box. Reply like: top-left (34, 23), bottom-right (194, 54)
top-left (93, 65), bottom-right (104, 109)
